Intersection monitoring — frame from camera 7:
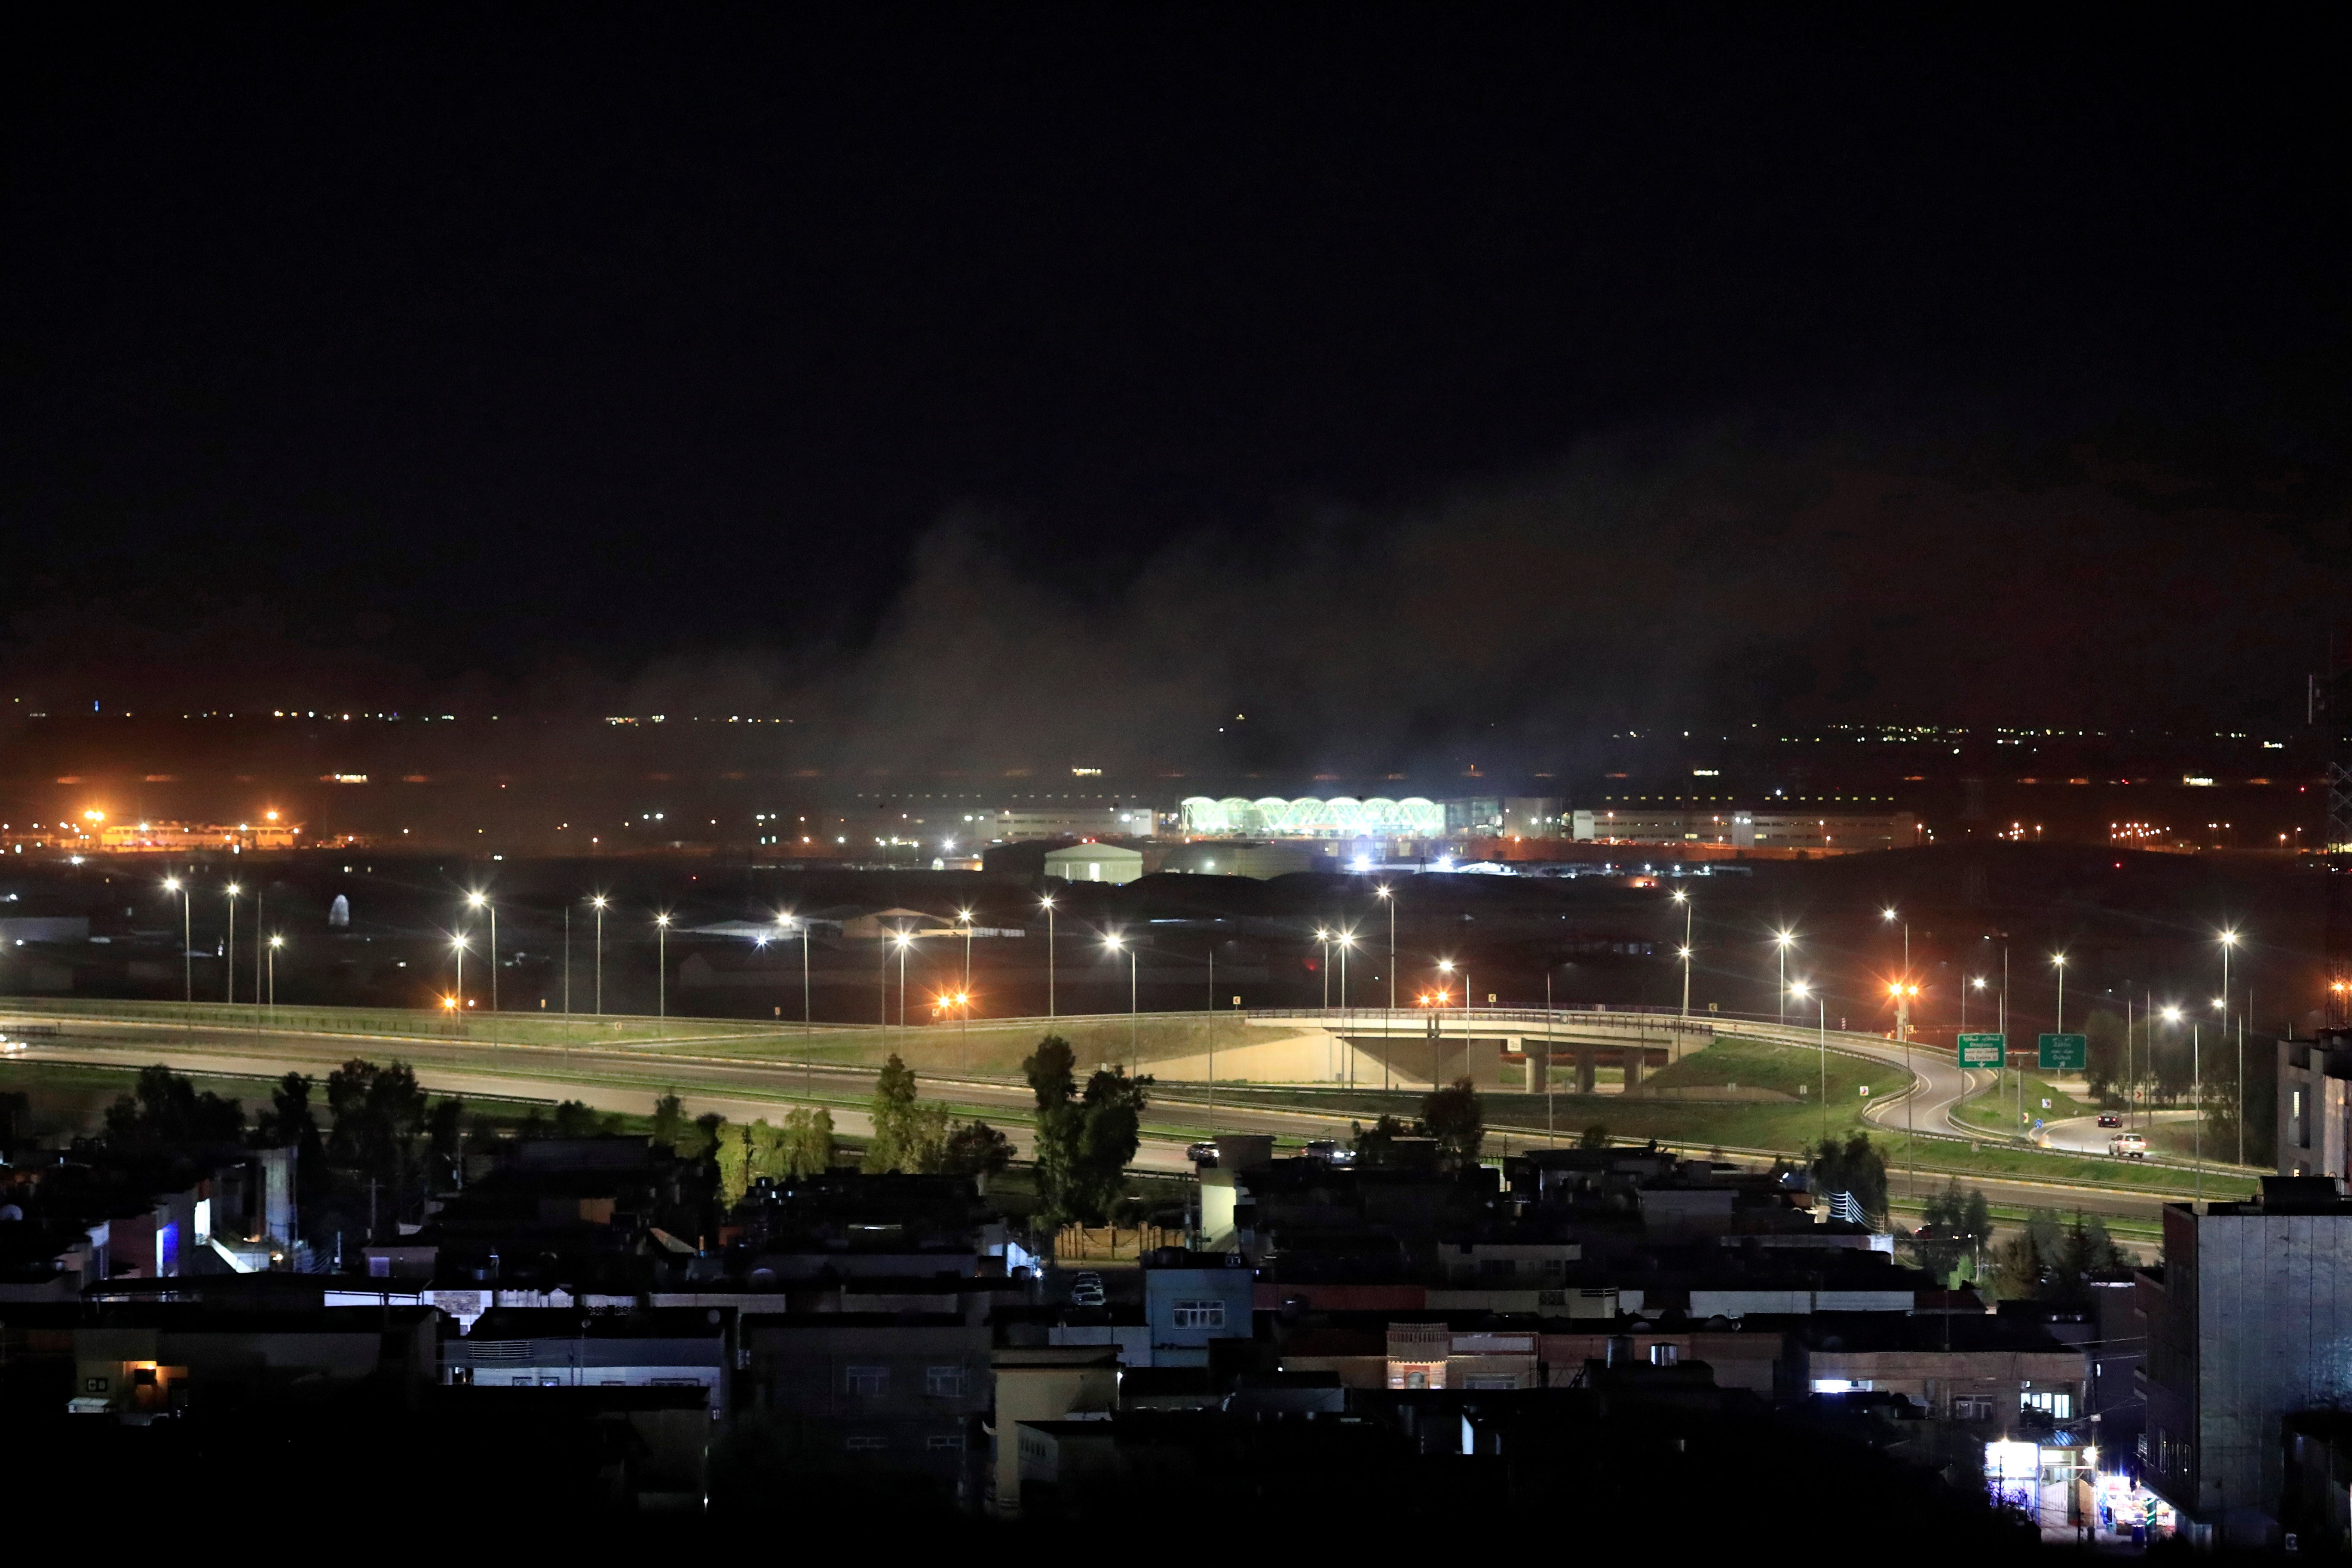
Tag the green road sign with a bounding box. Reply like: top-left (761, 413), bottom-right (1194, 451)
top-left (2038, 1032), bottom-right (2087, 1071)
top-left (1957, 1032), bottom-right (2006, 1068)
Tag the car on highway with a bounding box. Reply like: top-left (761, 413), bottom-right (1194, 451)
top-left (1068, 1271), bottom-right (1107, 1308)
top-left (1187, 1142), bottom-right (1218, 1166)
top-left (2096, 1113), bottom-right (2122, 1128)
top-left (2109, 1132), bottom-right (2147, 1159)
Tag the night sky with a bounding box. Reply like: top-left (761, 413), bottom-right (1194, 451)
top-left (5, 12), bottom-right (2348, 766)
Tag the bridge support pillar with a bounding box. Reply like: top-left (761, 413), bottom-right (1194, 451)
top-left (1523, 1052), bottom-right (1545, 1093)
top-left (1576, 1050), bottom-right (1596, 1095)
top-left (1622, 1049), bottom-right (1645, 1091)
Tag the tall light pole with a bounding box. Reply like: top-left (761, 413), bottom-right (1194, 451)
top-left (1040, 895), bottom-right (1057, 1018)
top-left (2218, 931), bottom-right (2238, 1153)
top-left (2052, 952), bottom-right (2068, 1033)
top-left (958, 907), bottom-right (975, 996)
top-left (1965, 974), bottom-right (1984, 1032)
top-left (1792, 980), bottom-right (1827, 1144)
top-left (467, 891), bottom-right (497, 1014)
top-left (1437, 958), bottom-right (1464, 1091)
top-left (893, 928), bottom-right (913, 1043)
top-left (1376, 884), bottom-right (1396, 1092)
top-left (1104, 932), bottom-right (1136, 1072)
top-left (1671, 889), bottom-right (1694, 1019)
top-left (591, 895), bottom-right (608, 1015)
top-left (163, 876), bottom-right (192, 1004)
top-left (1337, 930), bottom-right (1357, 1090)
top-left (656, 913), bottom-right (671, 1020)
top-left (266, 934), bottom-right (282, 1011)
top-left (1773, 930), bottom-right (1795, 1024)
top-left (1316, 928), bottom-right (1332, 1011)
top-left (450, 932), bottom-right (469, 1015)
top-left (223, 883), bottom-right (240, 1003)
top-left (562, 904), bottom-right (571, 1014)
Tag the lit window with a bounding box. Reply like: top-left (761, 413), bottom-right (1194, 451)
top-left (1170, 1300), bottom-right (1227, 1330)
top-left (846, 1365), bottom-right (889, 1397)
top-left (924, 1365), bottom-right (965, 1397)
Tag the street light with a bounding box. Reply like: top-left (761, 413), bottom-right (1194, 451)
top-left (1671, 889), bottom-right (1694, 1019)
top-left (892, 927), bottom-right (913, 1041)
top-left (1040, 895), bottom-right (1057, 1018)
top-left (656, 913), bottom-right (671, 1020)
top-left (1773, 930), bottom-right (1795, 1024)
top-left (1376, 884), bottom-right (1396, 1090)
top-left (1437, 958), bottom-right (1464, 1092)
top-left (2052, 952), bottom-right (2069, 1032)
top-left (1315, 928), bottom-right (1332, 1011)
top-left (466, 891), bottom-right (498, 1014)
top-left (450, 931), bottom-right (469, 1014)
top-left (1103, 932), bottom-right (1137, 1071)
top-left (223, 883), bottom-right (241, 1003)
top-left (266, 934), bottom-right (283, 1010)
top-left (957, 907), bottom-right (975, 997)
top-left (162, 876), bottom-right (192, 1004)
top-left (1335, 930), bottom-right (1357, 1090)
top-left (591, 895), bottom-right (608, 1015)
top-left (1965, 974), bottom-right (1985, 1032)
top-left (1791, 980), bottom-right (1827, 1142)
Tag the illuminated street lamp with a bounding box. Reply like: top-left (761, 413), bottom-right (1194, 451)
top-left (1773, 930), bottom-right (1795, 1025)
top-left (1335, 930), bottom-right (1357, 1090)
top-left (222, 883), bottom-right (241, 1004)
top-left (656, 913), bottom-right (672, 1020)
top-left (2051, 952), bottom-right (2068, 1032)
top-left (1964, 974), bottom-right (1985, 1032)
top-left (957, 908), bottom-right (975, 996)
top-left (1671, 888), bottom-right (1694, 1019)
top-left (466, 891), bottom-right (498, 1014)
top-left (1315, 928), bottom-right (1332, 1011)
top-left (1376, 884), bottom-right (1396, 1091)
top-left (1437, 958), bottom-right (1464, 1092)
top-left (450, 932), bottom-right (469, 1013)
top-left (1040, 895), bottom-right (1058, 1018)
top-left (162, 876), bottom-right (192, 1004)
top-left (591, 895), bottom-right (609, 1014)
top-left (1103, 932), bottom-right (1137, 1070)
top-left (266, 934), bottom-right (283, 1010)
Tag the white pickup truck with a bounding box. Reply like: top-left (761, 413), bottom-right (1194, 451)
top-left (2109, 1132), bottom-right (2147, 1159)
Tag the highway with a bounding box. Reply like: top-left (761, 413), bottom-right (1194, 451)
top-left (0, 1008), bottom-right (2237, 1220)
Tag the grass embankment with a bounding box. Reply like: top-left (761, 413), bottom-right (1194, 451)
top-left (1951, 1069), bottom-right (2099, 1136)
top-left (1187, 1036), bottom-right (2252, 1204)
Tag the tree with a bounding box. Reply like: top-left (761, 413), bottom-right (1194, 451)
top-left (1810, 1131), bottom-right (1889, 1223)
top-left (104, 1064), bottom-right (244, 1152)
top-left (779, 1107), bottom-right (834, 1177)
top-left (1422, 1077), bottom-right (1485, 1167)
top-left (1025, 1034), bottom-right (1152, 1228)
top-left (426, 1096), bottom-right (464, 1186)
top-left (2081, 1009), bottom-right (2126, 1102)
top-left (1580, 1123), bottom-right (1611, 1149)
top-left (683, 1111), bottom-right (725, 1162)
top-left (941, 1121), bottom-right (1014, 1186)
top-left (1905, 1177), bottom-right (1991, 1283)
top-left (324, 1058), bottom-right (429, 1195)
top-left (1023, 1035), bottom-right (1077, 1109)
top-left (1994, 1208), bottom-right (2127, 1302)
top-left (651, 1092), bottom-right (686, 1152)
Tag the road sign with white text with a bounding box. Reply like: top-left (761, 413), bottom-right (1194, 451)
top-left (2038, 1033), bottom-right (2086, 1071)
top-left (1957, 1032), bottom-right (2006, 1068)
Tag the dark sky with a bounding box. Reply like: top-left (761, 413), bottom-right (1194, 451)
top-left (4, 11), bottom-right (2348, 760)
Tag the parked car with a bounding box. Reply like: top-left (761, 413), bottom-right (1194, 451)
top-left (2096, 1113), bottom-right (2122, 1128)
top-left (1068, 1271), bottom-right (1107, 1307)
top-left (2109, 1132), bottom-right (2147, 1159)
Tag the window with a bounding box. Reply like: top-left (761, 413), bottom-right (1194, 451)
top-left (925, 1365), bottom-right (965, 1398)
top-left (1953, 1396), bottom-right (1997, 1421)
top-left (925, 1433), bottom-right (965, 1451)
top-left (845, 1435), bottom-right (888, 1452)
top-left (2022, 1390), bottom-right (2074, 1420)
top-left (846, 1365), bottom-right (889, 1397)
top-left (1170, 1300), bottom-right (1227, 1330)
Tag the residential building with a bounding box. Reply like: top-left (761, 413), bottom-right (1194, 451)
top-left (2140, 1178), bottom-right (2352, 1547)
top-left (743, 1312), bottom-right (993, 1507)
top-left (1141, 1250), bottom-right (1256, 1367)
top-left (989, 1345), bottom-right (1118, 1516)
top-left (2277, 1031), bottom-right (2352, 1178)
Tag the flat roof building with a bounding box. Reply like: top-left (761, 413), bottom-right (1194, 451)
top-left (1043, 843), bottom-right (1143, 885)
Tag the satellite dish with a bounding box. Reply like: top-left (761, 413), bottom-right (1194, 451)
top-left (328, 894), bottom-right (350, 928)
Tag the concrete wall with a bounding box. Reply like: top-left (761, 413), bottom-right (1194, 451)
top-left (2193, 1210), bottom-right (2352, 1525)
